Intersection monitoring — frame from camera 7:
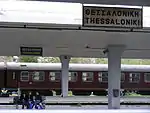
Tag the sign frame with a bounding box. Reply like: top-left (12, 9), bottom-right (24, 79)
top-left (20, 46), bottom-right (43, 56)
top-left (82, 6), bottom-right (143, 29)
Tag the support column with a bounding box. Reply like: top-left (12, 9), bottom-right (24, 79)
top-left (107, 45), bottom-right (125, 109)
top-left (60, 55), bottom-right (71, 97)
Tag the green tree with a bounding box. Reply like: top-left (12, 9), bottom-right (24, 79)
top-left (38, 57), bottom-right (60, 63)
top-left (95, 58), bottom-right (150, 65)
top-left (140, 59), bottom-right (150, 65)
top-left (70, 58), bottom-right (80, 63)
top-left (19, 56), bottom-right (38, 63)
top-left (95, 58), bottom-right (108, 64)
top-left (121, 59), bottom-right (142, 65)
top-left (5, 56), bottom-right (150, 65)
top-left (39, 57), bottom-right (96, 64)
top-left (70, 58), bottom-right (96, 64)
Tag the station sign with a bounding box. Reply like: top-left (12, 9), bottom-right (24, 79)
top-left (20, 47), bottom-right (43, 56)
top-left (83, 6), bottom-right (143, 28)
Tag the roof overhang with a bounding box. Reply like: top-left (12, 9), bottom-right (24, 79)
top-left (27, 0), bottom-right (150, 6)
top-left (0, 1), bottom-right (150, 59)
top-left (1, 22), bottom-right (150, 59)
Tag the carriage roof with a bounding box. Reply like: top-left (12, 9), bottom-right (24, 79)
top-left (5, 62), bottom-right (150, 72)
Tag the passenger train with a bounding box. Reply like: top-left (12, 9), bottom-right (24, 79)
top-left (0, 62), bottom-right (150, 95)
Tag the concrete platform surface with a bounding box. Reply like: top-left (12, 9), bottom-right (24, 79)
top-left (44, 96), bottom-right (150, 103)
top-left (0, 96), bottom-right (149, 103)
top-left (0, 105), bottom-right (149, 109)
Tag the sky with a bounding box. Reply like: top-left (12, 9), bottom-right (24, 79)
top-left (0, 1), bottom-right (150, 27)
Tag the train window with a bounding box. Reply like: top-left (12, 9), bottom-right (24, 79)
top-left (144, 73), bottom-right (150, 83)
top-left (12, 72), bottom-right (16, 80)
top-left (32, 71), bottom-right (45, 81)
top-left (121, 73), bottom-right (125, 82)
top-left (98, 72), bottom-right (108, 82)
top-left (82, 72), bottom-right (93, 82)
top-left (98, 72), bottom-right (125, 82)
top-left (129, 73), bottom-right (140, 83)
top-left (69, 72), bottom-right (78, 82)
top-left (20, 71), bottom-right (29, 82)
top-left (49, 72), bottom-right (60, 82)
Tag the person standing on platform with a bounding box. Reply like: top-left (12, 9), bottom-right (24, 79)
top-left (26, 92), bottom-right (34, 109)
top-left (20, 93), bottom-right (28, 109)
top-left (34, 92), bottom-right (43, 109)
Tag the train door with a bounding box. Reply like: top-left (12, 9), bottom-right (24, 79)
top-left (6, 70), bottom-right (19, 88)
top-left (19, 71), bottom-right (30, 89)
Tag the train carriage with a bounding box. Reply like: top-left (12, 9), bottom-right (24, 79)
top-left (3, 62), bottom-right (150, 95)
top-left (0, 62), bottom-right (5, 89)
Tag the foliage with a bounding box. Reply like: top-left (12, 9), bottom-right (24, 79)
top-left (70, 58), bottom-right (96, 64)
top-left (95, 58), bottom-right (108, 64)
top-left (68, 91), bottom-right (73, 96)
top-left (2, 56), bottom-right (150, 65)
top-left (39, 57), bottom-right (96, 63)
top-left (121, 59), bottom-right (150, 65)
top-left (38, 57), bottom-right (60, 63)
top-left (125, 92), bottom-right (141, 97)
top-left (19, 56), bottom-right (38, 63)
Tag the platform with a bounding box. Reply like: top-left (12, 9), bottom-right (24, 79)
top-left (0, 96), bottom-right (150, 104)
top-left (44, 96), bottom-right (150, 103)
top-left (0, 105), bottom-right (149, 109)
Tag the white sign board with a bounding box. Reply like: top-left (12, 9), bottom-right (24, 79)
top-left (83, 6), bottom-right (143, 28)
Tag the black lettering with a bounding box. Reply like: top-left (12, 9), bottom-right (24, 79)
top-left (135, 11), bottom-right (139, 17)
top-left (90, 18), bottom-right (95, 24)
top-left (105, 18), bottom-right (110, 24)
top-left (130, 19), bottom-right (133, 25)
top-left (85, 17), bottom-right (89, 24)
top-left (133, 20), bottom-right (137, 25)
top-left (107, 11), bottom-right (111, 16)
top-left (130, 11), bottom-right (134, 17)
top-left (110, 19), bottom-right (115, 24)
top-left (112, 11), bottom-right (117, 16)
top-left (96, 10), bottom-right (101, 15)
top-left (126, 19), bottom-right (130, 25)
top-left (121, 19), bottom-right (125, 25)
top-left (138, 20), bottom-right (141, 26)
top-left (91, 9), bottom-right (96, 15)
top-left (117, 11), bottom-right (122, 16)
top-left (102, 10), bottom-right (105, 16)
top-left (96, 18), bottom-right (100, 24)
top-left (115, 19), bottom-right (120, 25)
top-left (85, 9), bottom-right (90, 15)
top-left (122, 11), bottom-right (128, 17)
top-left (100, 18), bottom-right (105, 24)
